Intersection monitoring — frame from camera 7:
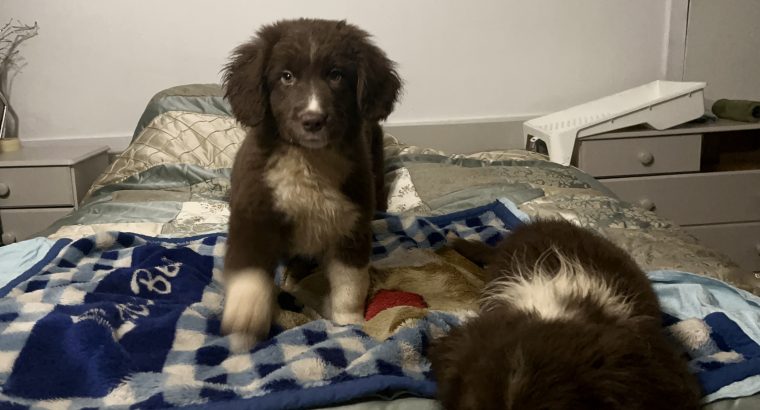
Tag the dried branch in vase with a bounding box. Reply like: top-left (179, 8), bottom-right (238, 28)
top-left (0, 19), bottom-right (39, 139)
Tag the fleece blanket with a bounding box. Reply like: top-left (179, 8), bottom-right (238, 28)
top-left (1, 200), bottom-right (760, 408)
top-left (0, 201), bottom-right (518, 409)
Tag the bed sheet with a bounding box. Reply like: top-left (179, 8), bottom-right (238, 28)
top-left (0, 238), bottom-right (55, 289)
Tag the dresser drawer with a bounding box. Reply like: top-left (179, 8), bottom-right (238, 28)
top-left (577, 134), bottom-right (702, 177)
top-left (0, 167), bottom-right (75, 208)
top-left (0, 207), bottom-right (72, 243)
top-left (602, 170), bottom-right (760, 225)
top-left (682, 222), bottom-right (760, 272)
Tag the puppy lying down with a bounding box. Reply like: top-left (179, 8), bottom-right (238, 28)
top-left (430, 219), bottom-right (702, 410)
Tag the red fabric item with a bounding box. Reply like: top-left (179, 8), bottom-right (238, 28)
top-left (364, 289), bottom-right (428, 321)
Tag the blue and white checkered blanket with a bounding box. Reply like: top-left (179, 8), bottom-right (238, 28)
top-left (1, 200), bottom-right (760, 408)
top-left (0, 201), bottom-right (520, 409)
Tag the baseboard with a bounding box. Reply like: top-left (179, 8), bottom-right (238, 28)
top-left (383, 116), bottom-right (538, 154)
top-left (18, 116), bottom-right (539, 158)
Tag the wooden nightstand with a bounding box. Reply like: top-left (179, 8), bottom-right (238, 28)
top-left (574, 118), bottom-right (760, 272)
top-left (0, 145), bottom-right (109, 244)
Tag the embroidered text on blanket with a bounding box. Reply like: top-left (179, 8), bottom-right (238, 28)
top-left (130, 261), bottom-right (183, 295)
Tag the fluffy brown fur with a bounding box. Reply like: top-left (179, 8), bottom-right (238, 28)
top-left (430, 219), bottom-right (702, 410)
top-left (221, 18), bottom-right (401, 348)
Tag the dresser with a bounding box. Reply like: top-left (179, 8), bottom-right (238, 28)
top-left (0, 145), bottom-right (109, 244)
top-left (574, 119), bottom-right (760, 272)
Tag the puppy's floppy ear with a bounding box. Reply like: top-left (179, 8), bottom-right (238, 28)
top-left (223, 26), bottom-right (279, 127)
top-left (356, 36), bottom-right (402, 121)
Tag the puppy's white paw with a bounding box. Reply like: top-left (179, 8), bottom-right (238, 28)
top-left (227, 332), bottom-right (260, 354)
top-left (221, 269), bottom-right (275, 352)
top-left (326, 260), bottom-right (369, 326)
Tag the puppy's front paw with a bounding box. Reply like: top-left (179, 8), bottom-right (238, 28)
top-left (221, 269), bottom-right (275, 352)
top-left (325, 260), bottom-right (370, 327)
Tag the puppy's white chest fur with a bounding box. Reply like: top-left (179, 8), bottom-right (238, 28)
top-left (264, 147), bottom-right (359, 256)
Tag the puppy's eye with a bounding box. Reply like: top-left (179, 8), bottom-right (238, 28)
top-left (281, 71), bottom-right (295, 85)
top-left (328, 69), bottom-right (343, 83)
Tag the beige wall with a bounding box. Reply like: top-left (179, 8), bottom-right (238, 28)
top-left (684, 0), bottom-right (760, 104)
top-left (2, 0), bottom-right (676, 150)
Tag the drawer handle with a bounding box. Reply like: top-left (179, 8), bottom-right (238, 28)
top-left (0, 182), bottom-right (9, 198)
top-left (637, 198), bottom-right (656, 211)
top-left (1, 232), bottom-right (16, 245)
top-left (756, 243), bottom-right (760, 255)
top-left (638, 151), bottom-right (654, 166)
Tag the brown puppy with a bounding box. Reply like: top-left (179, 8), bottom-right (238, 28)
top-left (222, 19), bottom-right (401, 349)
top-left (430, 219), bottom-right (702, 410)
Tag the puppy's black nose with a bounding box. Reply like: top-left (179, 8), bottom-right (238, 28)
top-left (301, 112), bottom-right (327, 132)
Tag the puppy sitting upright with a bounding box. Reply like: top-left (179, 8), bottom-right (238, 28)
top-left (222, 19), bottom-right (401, 348)
top-left (431, 220), bottom-right (702, 410)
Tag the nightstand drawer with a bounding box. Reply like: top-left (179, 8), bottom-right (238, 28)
top-left (682, 222), bottom-right (760, 272)
top-left (602, 170), bottom-right (760, 225)
top-left (0, 167), bottom-right (75, 208)
top-left (0, 207), bottom-right (72, 243)
top-left (577, 134), bottom-right (702, 177)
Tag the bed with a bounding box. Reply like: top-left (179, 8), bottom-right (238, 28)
top-left (1, 84), bottom-right (759, 409)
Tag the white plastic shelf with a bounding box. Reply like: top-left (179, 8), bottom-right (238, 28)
top-left (523, 80), bottom-right (707, 165)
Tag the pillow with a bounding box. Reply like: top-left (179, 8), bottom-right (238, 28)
top-left (132, 84), bottom-right (233, 141)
